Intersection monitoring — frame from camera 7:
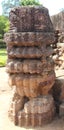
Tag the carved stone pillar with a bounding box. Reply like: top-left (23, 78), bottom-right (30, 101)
top-left (4, 6), bottom-right (56, 127)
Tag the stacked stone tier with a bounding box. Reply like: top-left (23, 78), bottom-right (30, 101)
top-left (9, 72), bottom-right (55, 97)
top-left (4, 32), bottom-right (56, 46)
top-left (6, 59), bottom-right (54, 74)
top-left (5, 24), bottom-right (55, 98)
top-left (6, 32), bottom-right (55, 97)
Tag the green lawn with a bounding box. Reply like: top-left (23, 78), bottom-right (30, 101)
top-left (0, 48), bottom-right (7, 67)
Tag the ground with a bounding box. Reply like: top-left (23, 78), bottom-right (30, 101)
top-left (0, 67), bottom-right (64, 130)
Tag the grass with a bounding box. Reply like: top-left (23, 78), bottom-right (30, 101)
top-left (0, 48), bottom-right (7, 67)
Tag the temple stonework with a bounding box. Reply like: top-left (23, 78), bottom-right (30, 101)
top-left (4, 6), bottom-right (56, 127)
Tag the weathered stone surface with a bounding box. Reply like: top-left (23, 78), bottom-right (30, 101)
top-left (33, 6), bottom-right (54, 32)
top-left (6, 59), bottom-right (54, 74)
top-left (8, 92), bottom-right (24, 124)
top-left (8, 46), bottom-right (54, 59)
top-left (8, 46), bottom-right (43, 59)
top-left (9, 6), bottom-right (54, 32)
top-left (5, 5), bottom-right (56, 127)
top-left (4, 32), bottom-right (56, 46)
top-left (8, 72), bottom-right (55, 97)
top-left (6, 59), bottom-right (43, 74)
top-left (18, 95), bottom-right (55, 127)
top-left (24, 95), bottom-right (54, 114)
top-left (51, 11), bottom-right (64, 31)
top-left (9, 95), bottom-right (55, 126)
top-left (18, 112), bottom-right (54, 127)
top-left (5, 32), bottom-right (56, 46)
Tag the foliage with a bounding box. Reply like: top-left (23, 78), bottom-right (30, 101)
top-left (20, 0), bottom-right (40, 6)
top-left (0, 48), bottom-right (7, 67)
top-left (0, 16), bottom-right (9, 39)
top-left (0, 39), bottom-right (6, 48)
top-left (2, 0), bottom-right (20, 16)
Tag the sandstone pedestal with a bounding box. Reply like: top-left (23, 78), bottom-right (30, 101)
top-left (4, 6), bottom-right (56, 127)
top-left (9, 94), bottom-right (55, 127)
top-left (18, 95), bottom-right (55, 127)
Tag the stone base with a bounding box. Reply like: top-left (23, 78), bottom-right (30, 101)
top-left (8, 94), bottom-right (55, 127)
top-left (18, 110), bottom-right (55, 127)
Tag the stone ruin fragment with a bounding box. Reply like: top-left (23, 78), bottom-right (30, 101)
top-left (50, 30), bottom-right (64, 116)
top-left (53, 43), bottom-right (64, 70)
top-left (51, 30), bottom-right (64, 70)
top-left (4, 6), bottom-right (56, 127)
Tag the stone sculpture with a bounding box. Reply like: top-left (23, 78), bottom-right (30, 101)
top-left (4, 6), bottom-right (56, 127)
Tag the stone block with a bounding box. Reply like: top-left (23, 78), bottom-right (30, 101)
top-left (9, 6), bottom-right (54, 32)
top-left (18, 95), bottom-right (55, 127)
